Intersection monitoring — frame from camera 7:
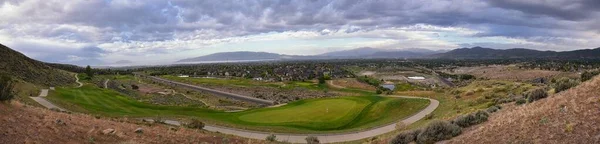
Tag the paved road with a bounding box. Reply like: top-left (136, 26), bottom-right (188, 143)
top-left (152, 95), bottom-right (439, 143)
top-left (30, 89), bottom-right (67, 111)
top-left (135, 73), bottom-right (274, 105)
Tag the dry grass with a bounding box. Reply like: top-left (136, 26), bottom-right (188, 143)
top-left (0, 101), bottom-right (258, 144)
top-left (447, 75), bottom-right (600, 144)
top-left (330, 78), bottom-right (376, 91)
top-left (452, 65), bottom-right (577, 81)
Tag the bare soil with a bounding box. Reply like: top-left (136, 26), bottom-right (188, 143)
top-left (331, 78), bottom-right (376, 91)
top-left (446, 76), bottom-right (600, 144)
top-left (0, 101), bottom-right (257, 144)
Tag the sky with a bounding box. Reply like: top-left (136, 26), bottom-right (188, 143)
top-left (1, 0), bottom-right (600, 66)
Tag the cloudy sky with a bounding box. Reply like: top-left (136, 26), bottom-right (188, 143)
top-left (1, 0), bottom-right (599, 65)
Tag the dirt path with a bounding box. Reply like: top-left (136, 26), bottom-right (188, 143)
top-left (30, 89), bottom-right (67, 111)
top-left (327, 80), bottom-right (346, 89)
top-left (74, 74), bottom-right (83, 88)
top-left (103, 79), bottom-right (109, 89)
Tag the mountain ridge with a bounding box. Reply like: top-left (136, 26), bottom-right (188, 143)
top-left (430, 46), bottom-right (600, 59)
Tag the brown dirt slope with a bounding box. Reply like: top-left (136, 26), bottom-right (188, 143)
top-left (0, 102), bottom-right (255, 144)
top-left (447, 76), bottom-right (600, 144)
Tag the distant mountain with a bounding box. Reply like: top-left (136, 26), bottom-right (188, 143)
top-left (178, 51), bottom-right (290, 62)
top-left (320, 47), bottom-right (443, 58)
top-left (113, 60), bottom-right (133, 65)
top-left (319, 47), bottom-right (382, 57)
top-left (0, 43), bottom-right (75, 86)
top-left (430, 46), bottom-right (600, 59)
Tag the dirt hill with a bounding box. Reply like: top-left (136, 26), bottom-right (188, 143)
top-left (0, 43), bottom-right (74, 86)
top-left (0, 101), bottom-right (255, 144)
top-left (447, 76), bottom-right (600, 143)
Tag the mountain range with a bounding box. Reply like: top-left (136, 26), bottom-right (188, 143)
top-left (177, 46), bottom-right (600, 62)
top-left (178, 47), bottom-right (446, 62)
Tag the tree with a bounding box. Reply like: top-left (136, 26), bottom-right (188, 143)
top-left (0, 75), bottom-right (14, 101)
top-left (85, 65), bottom-right (94, 79)
top-left (318, 76), bottom-right (326, 84)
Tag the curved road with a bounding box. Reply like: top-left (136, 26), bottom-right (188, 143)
top-left (151, 95), bottom-right (438, 143)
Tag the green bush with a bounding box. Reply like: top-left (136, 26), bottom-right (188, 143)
top-left (581, 70), bottom-right (600, 81)
top-left (0, 75), bottom-right (14, 101)
top-left (525, 88), bottom-right (548, 103)
top-left (452, 114), bottom-right (476, 127)
top-left (266, 134), bottom-right (277, 142)
top-left (185, 119), bottom-right (205, 129)
top-left (515, 98), bottom-right (526, 105)
top-left (452, 110), bottom-right (489, 128)
top-left (305, 136), bottom-right (320, 144)
top-left (553, 77), bottom-right (578, 93)
top-left (390, 129), bottom-right (421, 144)
top-left (486, 106), bottom-right (500, 113)
top-left (416, 121), bottom-right (462, 144)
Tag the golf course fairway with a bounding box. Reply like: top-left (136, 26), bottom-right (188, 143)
top-left (47, 85), bottom-right (430, 133)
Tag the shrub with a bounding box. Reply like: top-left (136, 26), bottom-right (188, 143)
top-left (305, 136), bottom-right (319, 144)
top-left (452, 111), bottom-right (489, 128)
top-left (390, 129), bottom-right (421, 144)
top-left (525, 88), bottom-right (548, 103)
top-left (553, 77), bottom-right (578, 93)
top-left (452, 114), bottom-right (476, 128)
top-left (486, 106), bottom-right (499, 113)
top-left (266, 134), bottom-right (276, 142)
top-left (185, 119), bottom-right (205, 129)
top-left (0, 75), bottom-right (14, 101)
top-left (515, 98), bottom-right (526, 105)
top-left (416, 121), bottom-right (461, 144)
top-left (473, 110), bottom-right (489, 123)
top-left (131, 84), bottom-right (139, 90)
top-left (581, 70), bottom-right (600, 82)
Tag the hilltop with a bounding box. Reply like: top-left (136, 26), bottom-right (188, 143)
top-left (0, 43), bottom-right (74, 86)
top-left (430, 46), bottom-right (600, 59)
top-left (448, 75), bottom-right (600, 143)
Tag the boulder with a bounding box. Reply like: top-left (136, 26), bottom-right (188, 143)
top-left (102, 129), bottom-right (116, 135)
top-left (135, 128), bottom-right (143, 134)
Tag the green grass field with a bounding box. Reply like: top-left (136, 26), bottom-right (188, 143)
top-left (47, 85), bottom-right (429, 133)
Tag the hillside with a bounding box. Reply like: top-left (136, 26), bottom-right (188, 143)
top-left (0, 101), bottom-right (253, 143)
top-left (0, 43), bottom-right (74, 86)
top-left (447, 76), bottom-right (600, 143)
top-left (431, 46), bottom-right (600, 59)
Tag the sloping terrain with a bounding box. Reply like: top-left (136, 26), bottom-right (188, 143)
top-left (431, 46), bottom-right (600, 59)
top-left (0, 43), bottom-right (74, 86)
top-left (447, 76), bottom-right (600, 143)
top-left (0, 101), bottom-right (252, 144)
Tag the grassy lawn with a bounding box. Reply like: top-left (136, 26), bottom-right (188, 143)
top-left (47, 85), bottom-right (429, 133)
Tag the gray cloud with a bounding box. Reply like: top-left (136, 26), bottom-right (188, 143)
top-left (1, 0), bottom-right (600, 65)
